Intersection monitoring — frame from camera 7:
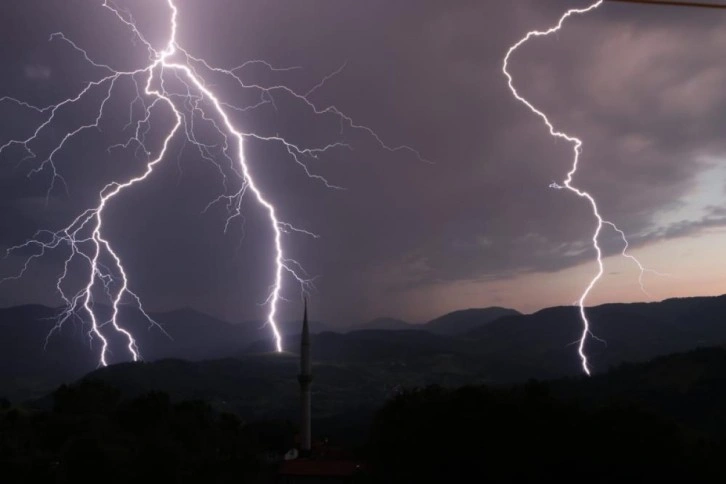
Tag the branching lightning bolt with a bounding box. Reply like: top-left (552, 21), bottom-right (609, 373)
top-left (0, 0), bottom-right (424, 366)
top-left (503, 1), bottom-right (660, 375)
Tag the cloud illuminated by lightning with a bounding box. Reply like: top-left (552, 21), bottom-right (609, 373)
top-left (0, 0), bottom-right (424, 366)
top-left (503, 0), bottom-right (660, 375)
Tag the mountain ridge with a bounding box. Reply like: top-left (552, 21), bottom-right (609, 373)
top-left (3, 294), bottom-right (726, 401)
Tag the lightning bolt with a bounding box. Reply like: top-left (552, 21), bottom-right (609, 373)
top-left (0, 0), bottom-right (423, 365)
top-left (503, 1), bottom-right (659, 375)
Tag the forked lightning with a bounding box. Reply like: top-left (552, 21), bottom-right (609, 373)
top-left (0, 0), bottom-right (422, 365)
top-left (503, 0), bottom-right (659, 375)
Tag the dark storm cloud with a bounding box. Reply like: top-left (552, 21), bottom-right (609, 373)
top-left (1, 0), bottom-right (725, 324)
top-left (354, 1), bottom-right (726, 300)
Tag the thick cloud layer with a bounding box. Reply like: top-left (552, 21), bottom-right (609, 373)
top-left (1, 0), bottom-right (725, 325)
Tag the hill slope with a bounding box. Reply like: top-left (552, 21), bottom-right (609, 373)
top-left (5, 294), bottom-right (726, 401)
top-left (0, 305), bottom-right (270, 400)
top-left (468, 295), bottom-right (726, 376)
top-left (346, 317), bottom-right (413, 332)
top-left (422, 307), bottom-right (521, 335)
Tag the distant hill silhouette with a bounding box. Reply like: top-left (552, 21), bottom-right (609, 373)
top-left (0, 305), bottom-right (283, 400)
top-left (343, 307), bottom-right (521, 334)
top-left (422, 307), bottom-right (521, 334)
top-left (0, 305), bottom-right (98, 402)
top-left (4, 294), bottom-right (726, 401)
top-left (346, 317), bottom-right (413, 332)
top-left (467, 295), bottom-right (726, 376)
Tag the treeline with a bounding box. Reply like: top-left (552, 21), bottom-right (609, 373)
top-left (6, 347), bottom-right (726, 483)
top-left (367, 382), bottom-right (726, 483)
top-left (0, 380), bottom-right (293, 483)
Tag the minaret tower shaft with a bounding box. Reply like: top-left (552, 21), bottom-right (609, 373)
top-left (297, 299), bottom-right (312, 454)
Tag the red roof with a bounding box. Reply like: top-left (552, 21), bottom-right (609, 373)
top-left (278, 459), bottom-right (363, 477)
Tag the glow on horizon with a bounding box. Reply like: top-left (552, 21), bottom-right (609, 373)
top-left (377, 228), bottom-right (726, 324)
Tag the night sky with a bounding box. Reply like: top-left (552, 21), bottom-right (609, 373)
top-left (1, 0), bottom-right (726, 327)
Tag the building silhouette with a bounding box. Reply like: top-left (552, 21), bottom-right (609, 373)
top-left (278, 301), bottom-right (363, 483)
top-left (297, 299), bottom-right (312, 455)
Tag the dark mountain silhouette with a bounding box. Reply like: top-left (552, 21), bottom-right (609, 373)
top-left (344, 307), bottom-right (521, 334)
top-left (467, 294), bottom-right (726, 377)
top-left (0, 305), bottom-right (301, 400)
top-left (422, 306), bottom-right (521, 334)
top-left (0, 305), bottom-right (99, 402)
top-left (346, 317), bottom-right (413, 332)
top-left (4, 294), bottom-right (726, 402)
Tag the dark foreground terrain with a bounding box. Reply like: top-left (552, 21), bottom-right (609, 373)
top-left (3, 346), bottom-right (726, 483)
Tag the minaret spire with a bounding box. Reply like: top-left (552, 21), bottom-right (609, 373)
top-left (298, 298), bottom-right (312, 454)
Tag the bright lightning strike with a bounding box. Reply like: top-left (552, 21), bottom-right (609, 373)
top-left (0, 0), bottom-right (423, 366)
top-left (503, 0), bottom-right (659, 375)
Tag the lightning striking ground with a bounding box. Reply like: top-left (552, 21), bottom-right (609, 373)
top-left (0, 0), bottom-right (422, 365)
top-left (503, 1), bottom-right (658, 375)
